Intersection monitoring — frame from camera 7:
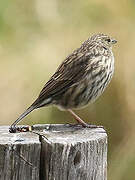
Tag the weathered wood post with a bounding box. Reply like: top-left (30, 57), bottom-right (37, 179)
top-left (0, 124), bottom-right (107, 180)
top-left (0, 126), bottom-right (41, 180)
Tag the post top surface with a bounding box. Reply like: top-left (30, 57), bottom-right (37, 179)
top-left (33, 124), bottom-right (107, 144)
top-left (0, 124), bottom-right (107, 145)
top-left (0, 126), bottom-right (40, 145)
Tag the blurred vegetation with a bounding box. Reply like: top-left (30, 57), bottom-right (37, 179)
top-left (1, 0), bottom-right (135, 179)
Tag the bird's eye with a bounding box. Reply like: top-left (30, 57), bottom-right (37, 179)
top-left (106, 38), bottom-right (111, 43)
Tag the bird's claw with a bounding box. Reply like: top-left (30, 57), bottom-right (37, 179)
top-left (66, 123), bottom-right (103, 129)
top-left (84, 124), bottom-right (104, 128)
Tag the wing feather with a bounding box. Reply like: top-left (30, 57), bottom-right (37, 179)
top-left (32, 50), bottom-right (100, 107)
top-left (39, 54), bottom-right (91, 98)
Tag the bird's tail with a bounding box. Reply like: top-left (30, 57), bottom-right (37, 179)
top-left (11, 106), bottom-right (35, 127)
top-left (10, 97), bottom-right (52, 127)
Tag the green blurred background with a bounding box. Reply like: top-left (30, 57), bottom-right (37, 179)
top-left (1, 0), bottom-right (135, 179)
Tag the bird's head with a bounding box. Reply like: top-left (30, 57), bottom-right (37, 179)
top-left (91, 33), bottom-right (117, 49)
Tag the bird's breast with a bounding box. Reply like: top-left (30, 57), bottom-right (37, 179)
top-left (55, 52), bottom-right (114, 110)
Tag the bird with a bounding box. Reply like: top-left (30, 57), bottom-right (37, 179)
top-left (9, 33), bottom-right (117, 133)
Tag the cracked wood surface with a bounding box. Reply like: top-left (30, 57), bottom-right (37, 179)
top-left (0, 124), bottom-right (107, 180)
top-left (0, 126), bottom-right (40, 180)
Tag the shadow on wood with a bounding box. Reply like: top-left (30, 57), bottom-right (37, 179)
top-left (0, 124), bottom-right (107, 180)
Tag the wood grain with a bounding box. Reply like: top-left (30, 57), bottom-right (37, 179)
top-left (33, 124), bottom-right (107, 180)
top-left (0, 124), bottom-right (107, 180)
top-left (0, 126), bottom-right (40, 180)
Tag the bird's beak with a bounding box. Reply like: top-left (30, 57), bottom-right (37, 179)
top-left (111, 39), bottom-right (117, 44)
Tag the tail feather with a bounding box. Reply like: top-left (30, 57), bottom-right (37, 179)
top-left (11, 106), bottom-right (35, 127)
top-left (11, 97), bottom-right (52, 127)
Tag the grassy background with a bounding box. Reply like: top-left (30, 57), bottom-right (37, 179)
top-left (1, 0), bottom-right (135, 179)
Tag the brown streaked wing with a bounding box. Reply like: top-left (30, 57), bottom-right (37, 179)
top-left (34, 53), bottom-right (96, 105)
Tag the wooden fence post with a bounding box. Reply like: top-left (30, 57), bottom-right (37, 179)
top-left (0, 124), bottom-right (107, 180)
top-left (0, 126), bottom-right (41, 180)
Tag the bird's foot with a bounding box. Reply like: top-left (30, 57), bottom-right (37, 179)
top-left (67, 110), bottom-right (103, 129)
top-left (66, 123), bottom-right (103, 129)
top-left (9, 125), bottom-right (32, 133)
top-left (82, 124), bottom-right (103, 128)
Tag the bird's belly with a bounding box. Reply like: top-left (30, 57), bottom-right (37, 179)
top-left (56, 58), bottom-right (114, 110)
top-left (56, 72), bottom-right (113, 110)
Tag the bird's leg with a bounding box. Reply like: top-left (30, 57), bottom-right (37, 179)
top-left (68, 109), bottom-right (102, 128)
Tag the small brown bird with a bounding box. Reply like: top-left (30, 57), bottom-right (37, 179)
top-left (9, 33), bottom-right (117, 133)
